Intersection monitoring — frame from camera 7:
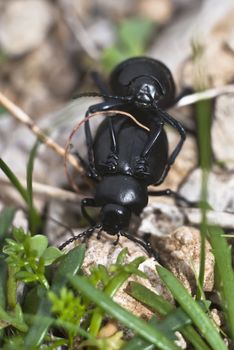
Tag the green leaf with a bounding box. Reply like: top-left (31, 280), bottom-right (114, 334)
top-left (24, 294), bottom-right (52, 348)
top-left (0, 207), bottom-right (16, 243)
top-left (208, 225), bottom-right (234, 341)
top-left (119, 18), bottom-right (154, 55)
top-left (24, 244), bottom-right (85, 348)
top-left (116, 247), bottom-right (129, 265)
top-left (27, 141), bottom-right (41, 234)
top-left (15, 271), bottom-right (38, 283)
top-left (0, 158), bottom-right (28, 203)
top-left (0, 304), bottom-right (28, 332)
top-left (42, 247), bottom-right (63, 265)
top-left (127, 281), bottom-right (173, 316)
top-left (127, 282), bottom-right (210, 350)
top-left (69, 275), bottom-right (180, 350)
top-left (30, 235), bottom-right (48, 257)
top-left (52, 244), bottom-right (86, 293)
top-left (157, 266), bottom-right (227, 350)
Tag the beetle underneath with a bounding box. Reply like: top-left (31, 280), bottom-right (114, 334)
top-left (60, 57), bottom-right (187, 258)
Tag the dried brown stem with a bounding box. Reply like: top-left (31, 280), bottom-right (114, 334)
top-left (0, 177), bottom-right (83, 202)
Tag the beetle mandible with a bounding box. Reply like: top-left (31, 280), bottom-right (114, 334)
top-left (60, 57), bottom-right (186, 258)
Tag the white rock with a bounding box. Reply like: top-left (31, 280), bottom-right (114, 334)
top-left (155, 226), bottom-right (214, 293)
top-left (212, 95), bottom-right (234, 170)
top-left (179, 168), bottom-right (234, 212)
top-left (139, 202), bottom-right (184, 237)
top-left (0, 0), bottom-right (54, 56)
top-left (63, 231), bottom-right (172, 318)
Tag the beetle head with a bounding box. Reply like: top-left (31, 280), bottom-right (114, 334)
top-left (100, 204), bottom-right (131, 235)
top-left (129, 75), bottom-right (166, 105)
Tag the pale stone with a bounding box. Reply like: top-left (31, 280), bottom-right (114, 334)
top-left (0, 0), bottom-right (54, 56)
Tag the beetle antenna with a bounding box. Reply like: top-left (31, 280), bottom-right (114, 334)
top-left (73, 91), bottom-right (132, 102)
top-left (59, 223), bottom-right (102, 250)
top-left (120, 231), bottom-right (158, 260)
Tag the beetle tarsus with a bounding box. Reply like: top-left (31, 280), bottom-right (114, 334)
top-left (100, 152), bottom-right (119, 173)
top-left (134, 156), bottom-right (150, 178)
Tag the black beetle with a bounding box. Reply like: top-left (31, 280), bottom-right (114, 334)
top-left (60, 57), bottom-right (186, 258)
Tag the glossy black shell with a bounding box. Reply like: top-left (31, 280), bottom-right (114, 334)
top-left (93, 116), bottom-right (168, 186)
top-left (109, 57), bottom-right (175, 109)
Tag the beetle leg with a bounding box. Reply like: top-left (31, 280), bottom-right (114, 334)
top-left (113, 233), bottom-right (120, 246)
top-left (81, 198), bottom-right (99, 226)
top-left (85, 100), bottom-right (128, 174)
top-left (148, 188), bottom-right (198, 207)
top-left (134, 121), bottom-right (164, 178)
top-left (73, 151), bottom-right (99, 182)
top-left (120, 231), bottom-right (158, 260)
top-left (154, 109), bottom-right (186, 185)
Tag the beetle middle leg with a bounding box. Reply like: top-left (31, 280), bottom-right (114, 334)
top-left (134, 120), bottom-right (164, 178)
top-left (85, 100), bottom-right (130, 173)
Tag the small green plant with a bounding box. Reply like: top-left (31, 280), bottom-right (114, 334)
top-left (3, 228), bottom-right (62, 289)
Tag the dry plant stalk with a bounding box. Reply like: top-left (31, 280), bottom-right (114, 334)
top-left (0, 177), bottom-right (82, 202)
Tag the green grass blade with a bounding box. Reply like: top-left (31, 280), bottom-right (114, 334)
top-left (0, 156), bottom-right (40, 235)
top-left (24, 244), bottom-right (85, 347)
top-left (0, 158), bottom-right (28, 203)
top-left (195, 98), bottom-right (212, 299)
top-left (0, 207), bottom-right (16, 243)
top-left (26, 141), bottom-right (41, 234)
top-left (122, 316), bottom-right (171, 350)
top-left (208, 226), bottom-right (234, 341)
top-left (127, 281), bottom-right (173, 315)
top-left (69, 275), bottom-right (180, 350)
top-left (89, 257), bottom-right (145, 337)
top-left (127, 282), bottom-right (210, 350)
top-left (52, 244), bottom-right (86, 293)
top-left (0, 259), bottom-right (7, 340)
top-left (157, 266), bottom-right (227, 350)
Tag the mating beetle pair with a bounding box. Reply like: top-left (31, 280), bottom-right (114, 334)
top-left (60, 57), bottom-right (186, 258)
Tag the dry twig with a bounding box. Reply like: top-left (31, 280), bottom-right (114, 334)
top-left (0, 177), bottom-right (83, 202)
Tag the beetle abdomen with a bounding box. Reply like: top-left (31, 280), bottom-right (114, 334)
top-left (93, 116), bottom-right (168, 185)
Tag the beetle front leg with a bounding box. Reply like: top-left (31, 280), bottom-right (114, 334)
top-left (154, 109), bottom-right (186, 185)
